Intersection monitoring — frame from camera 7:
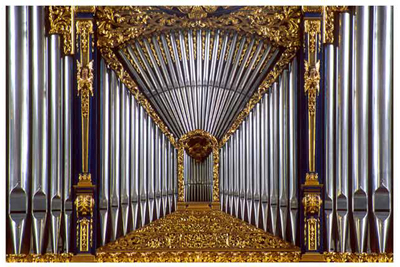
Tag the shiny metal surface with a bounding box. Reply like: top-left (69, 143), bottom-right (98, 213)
top-left (371, 6), bottom-right (393, 253)
top-left (62, 55), bottom-right (73, 252)
top-left (130, 96), bottom-right (140, 230)
top-left (120, 84), bottom-right (130, 235)
top-left (139, 106), bottom-right (148, 227)
top-left (110, 73), bottom-right (121, 241)
top-left (30, 6), bottom-right (47, 254)
top-left (49, 34), bottom-right (62, 253)
top-left (324, 44), bottom-right (335, 251)
top-left (148, 115), bottom-right (155, 223)
top-left (261, 94), bottom-right (269, 232)
top-left (99, 59), bottom-right (110, 245)
top-left (270, 82), bottom-right (279, 236)
top-left (279, 70), bottom-right (289, 240)
top-left (336, 12), bottom-right (351, 253)
top-left (352, 6), bottom-right (370, 253)
top-left (289, 58), bottom-right (298, 245)
top-left (245, 112), bottom-right (253, 224)
top-left (253, 104), bottom-right (261, 228)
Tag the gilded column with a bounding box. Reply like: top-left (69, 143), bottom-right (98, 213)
top-left (72, 7), bottom-right (96, 260)
top-left (301, 8), bottom-right (323, 255)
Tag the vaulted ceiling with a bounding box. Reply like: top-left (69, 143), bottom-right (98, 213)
top-left (96, 6), bottom-right (301, 143)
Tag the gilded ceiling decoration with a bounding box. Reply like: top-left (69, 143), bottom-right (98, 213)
top-left (96, 210), bottom-right (300, 262)
top-left (95, 6), bottom-right (301, 143)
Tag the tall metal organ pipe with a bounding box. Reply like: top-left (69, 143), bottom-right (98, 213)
top-left (323, 6), bottom-right (393, 253)
top-left (219, 63), bottom-right (297, 241)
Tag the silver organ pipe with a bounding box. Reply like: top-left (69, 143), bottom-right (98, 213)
top-left (253, 103), bottom-right (261, 228)
top-left (245, 112), bottom-right (253, 224)
top-left (352, 6), bottom-right (370, 253)
top-left (99, 59), bottom-right (110, 245)
top-left (147, 112), bottom-right (155, 223)
top-left (31, 6), bottom-right (48, 254)
top-left (62, 54), bottom-right (73, 253)
top-left (120, 84), bottom-right (130, 236)
top-left (239, 123), bottom-right (246, 221)
top-left (110, 71), bottom-right (120, 241)
top-left (234, 128), bottom-right (240, 218)
top-left (261, 94), bottom-right (269, 232)
top-left (130, 96), bottom-right (140, 230)
top-left (271, 82), bottom-right (279, 236)
top-left (288, 58), bottom-right (298, 245)
top-left (324, 42), bottom-right (335, 252)
top-left (7, 6), bottom-right (30, 255)
top-left (279, 70), bottom-right (289, 240)
top-left (371, 6), bottom-right (392, 253)
top-left (336, 12), bottom-right (351, 253)
top-left (49, 33), bottom-right (62, 253)
top-left (229, 135), bottom-right (234, 215)
top-left (155, 130), bottom-right (162, 219)
top-left (139, 107), bottom-right (148, 227)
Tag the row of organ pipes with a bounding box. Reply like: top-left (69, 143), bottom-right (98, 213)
top-left (7, 6), bottom-right (73, 254)
top-left (99, 59), bottom-right (178, 246)
top-left (183, 153), bottom-right (214, 202)
top-left (219, 57), bottom-right (299, 245)
top-left (324, 6), bottom-right (393, 253)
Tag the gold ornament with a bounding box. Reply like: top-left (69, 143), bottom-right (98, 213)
top-left (96, 210), bottom-right (300, 262)
top-left (302, 193), bottom-right (322, 215)
top-left (323, 252), bottom-right (393, 262)
top-left (75, 194), bottom-right (95, 217)
top-left (48, 6), bottom-right (74, 55)
top-left (6, 253), bottom-right (74, 263)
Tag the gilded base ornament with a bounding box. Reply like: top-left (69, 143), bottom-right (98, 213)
top-left (323, 252), bottom-right (393, 262)
top-left (98, 210), bottom-right (299, 252)
top-left (6, 253), bottom-right (74, 263)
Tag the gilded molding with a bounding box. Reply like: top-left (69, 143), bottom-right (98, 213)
top-left (48, 6), bottom-right (74, 55)
top-left (302, 193), bottom-right (322, 215)
top-left (96, 251), bottom-right (301, 262)
top-left (97, 210), bottom-right (299, 253)
top-left (307, 217), bottom-right (318, 250)
top-left (304, 20), bottom-right (320, 54)
top-left (323, 252), bottom-right (393, 262)
top-left (178, 130), bottom-right (219, 202)
top-left (6, 253), bottom-right (74, 263)
top-left (75, 194), bottom-right (94, 252)
top-left (78, 172), bottom-right (92, 186)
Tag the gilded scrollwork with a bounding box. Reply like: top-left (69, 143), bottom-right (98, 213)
top-left (48, 6), bottom-right (74, 55)
top-left (323, 6), bottom-right (349, 44)
top-left (77, 60), bottom-right (94, 118)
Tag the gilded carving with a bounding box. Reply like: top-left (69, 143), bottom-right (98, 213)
top-left (75, 194), bottom-right (95, 217)
top-left (305, 172), bottom-right (319, 186)
top-left (76, 20), bottom-right (94, 55)
top-left (304, 19), bottom-right (320, 54)
top-left (97, 210), bottom-right (299, 255)
top-left (96, 251), bottom-right (301, 262)
top-left (178, 130), bottom-right (219, 202)
top-left (302, 193), bottom-right (322, 215)
top-left (77, 60), bottom-right (94, 118)
top-left (323, 6), bottom-right (349, 44)
top-left (304, 61), bottom-right (320, 116)
top-left (48, 6), bottom-right (74, 55)
top-left (6, 253), bottom-right (74, 263)
top-left (323, 252), bottom-right (393, 262)
top-left (307, 217), bottom-right (317, 250)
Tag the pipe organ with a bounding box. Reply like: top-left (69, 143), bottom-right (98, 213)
top-left (6, 5), bottom-right (393, 263)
